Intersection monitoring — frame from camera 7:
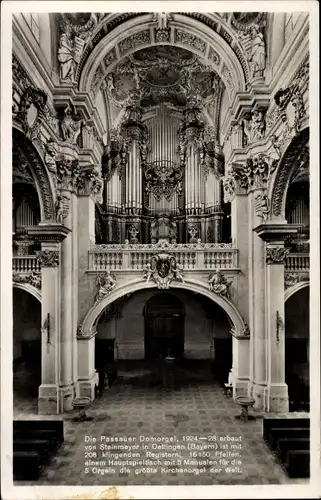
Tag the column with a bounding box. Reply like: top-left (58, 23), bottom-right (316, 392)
top-left (59, 189), bottom-right (76, 411)
top-left (251, 188), bottom-right (267, 408)
top-left (28, 225), bottom-right (70, 414)
top-left (76, 167), bottom-right (103, 400)
top-left (264, 243), bottom-right (289, 411)
top-left (225, 180), bottom-right (251, 396)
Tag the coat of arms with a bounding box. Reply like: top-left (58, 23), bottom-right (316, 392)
top-left (142, 253), bottom-right (184, 289)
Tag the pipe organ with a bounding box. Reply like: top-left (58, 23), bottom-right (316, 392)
top-left (101, 102), bottom-right (224, 244)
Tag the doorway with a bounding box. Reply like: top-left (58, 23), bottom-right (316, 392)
top-left (144, 293), bottom-right (185, 360)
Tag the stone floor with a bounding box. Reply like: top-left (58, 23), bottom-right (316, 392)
top-left (13, 360), bottom-right (309, 486)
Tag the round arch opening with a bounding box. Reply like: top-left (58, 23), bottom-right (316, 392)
top-left (94, 286), bottom-right (233, 388)
top-left (13, 287), bottom-right (41, 401)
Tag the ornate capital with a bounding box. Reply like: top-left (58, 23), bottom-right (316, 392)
top-left (77, 166), bottom-right (103, 200)
top-left (35, 250), bottom-right (60, 267)
top-left (266, 246), bottom-right (289, 265)
top-left (27, 224), bottom-right (71, 242)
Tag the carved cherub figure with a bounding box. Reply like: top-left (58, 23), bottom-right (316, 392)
top-left (142, 262), bottom-right (153, 283)
top-left (174, 263), bottom-right (185, 283)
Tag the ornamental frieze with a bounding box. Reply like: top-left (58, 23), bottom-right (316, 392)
top-left (13, 271), bottom-right (41, 290)
top-left (266, 246), bottom-right (289, 265)
top-left (144, 160), bottom-right (183, 202)
top-left (142, 253), bottom-right (185, 289)
top-left (35, 250), bottom-right (60, 267)
top-left (284, 272), bottom-right (309, 289)
top-left (14, 86), bottom-right (48, 141)
top-left (254, 191), bottom-right (270, 220)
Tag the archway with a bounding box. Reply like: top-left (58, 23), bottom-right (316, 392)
top-left (13, 287), bottom-right (41, 409)
top-left (144, 292), bottom-right (185, 360)
top-left (270, 128), bottom-right (309, 220)
top-left (12, 128), bottom-right (56, 223)
top-left (285, 286), bottom-right (309, 411)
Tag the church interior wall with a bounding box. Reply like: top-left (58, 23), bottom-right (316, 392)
top-left (96, 289), bottom-right (231, 360)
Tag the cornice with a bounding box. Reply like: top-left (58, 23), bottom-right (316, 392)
top-left (254, 223), bottom-right (302, 242)
top-left (26, 223), bottom-right (71, 242)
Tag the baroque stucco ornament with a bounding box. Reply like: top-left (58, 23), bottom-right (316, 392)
top-left (266, 246), bottom-right (289, 265)
top-left (35, 250), bottom-right (60, 267)
top-left (13, 271), bottom-right (41, 290)
top-left (95, 271), bottom-right (117, 304)
top-left (142, 253), bottom-right (185, 289)
top-left (145, 161), bottom-right (183, 202)
top-left (254, 191), bottom-right (270, 220)
top-left (208, 270), bottom-right (231, 299)
top-left (284, 272), bottom-right (309, 289)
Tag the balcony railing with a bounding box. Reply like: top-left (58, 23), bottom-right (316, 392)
top-left (88, 243), bottom-right (239, 272)
top-left (285, 253), bottom-right (310, 272)
top-left (12, 256), bottom-right (41, 274)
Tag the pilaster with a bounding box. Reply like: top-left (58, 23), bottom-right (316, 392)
top-left (254, 222), bottom-right (300, 412)
top-left (28, 224), bottom-right (70, 414)
top-left (76, 327), bottom-right (97, 400)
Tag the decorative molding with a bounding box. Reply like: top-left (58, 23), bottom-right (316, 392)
top-left (12, 271), bottom-right (41, 289)
top-left (95, 271), bottom-right (117, 304)
top-left (55, 193), bottom-right (70, 224)
top-left (13, 130), bottom-right (55, 222)
top-left (14, 86), bottom-right (48, 141)
top-left (89, 242), bottom-right (234, 251)
top-left (266, 246), bottom-right (289, 265)
top-left (35, 250), bottom-right (60, 267)
top-left (208, 270), bottom-right (231, 299)
top-left (271, 129), bottom-right (309, 217)
top-left (144, 160), bottom-right (183, 202)
top-left (119, 30), bottom-right (151, 56)
top-left (27, 224), bottom-right (71, 242)
top-left (284, 271), bottom-right (309, 289)
top-left (254, 191), bottom-right (270, 220)
top-left (142, 253), bottom-right (185, 289)
top-left (230, 321), bottom-right (250, 338)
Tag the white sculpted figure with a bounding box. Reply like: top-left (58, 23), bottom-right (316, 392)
top-left (142, 263), bottom-right (153, 283)
top-left (55, 196), bottom-right (64, 224)
top-left (174, 263), bottom-right (185, 283)
top-left (57, 25), bottom-right (75, 81)
top-left (208, 270), bottom-right (231, 298)
top-left (61, 104), bottom-right (82, 144)
top-left (95, 271), bottom-right (117, 303)
top-left (248, 25), bottom-right (266, 79)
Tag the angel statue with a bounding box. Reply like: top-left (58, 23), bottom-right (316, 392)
top-left (142, 262), bottom-right (154, 283)
top-left (174, 263), bottom-right (185, 283)
top-left (55, 196), bottom-right (64, 224)
top-left (95, 271), bottom-right (117, 303)
top-left (60, 103), bottom-right (82, 144)
top-left (208, 269), bottom-right (231, 298)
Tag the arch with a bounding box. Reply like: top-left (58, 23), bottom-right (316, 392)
top-left (79, 279), bottom-right (247, 337)
top-left (12, 128), bottom-right (56, 222)
top-left (79, 13), bottom-right (246, 99)
top-left (285, 281), bottom-right (309, 302)
top-left (269, 128), bottom-right (309, 219)
top-left (13, 282), bottom-right (42, 302)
